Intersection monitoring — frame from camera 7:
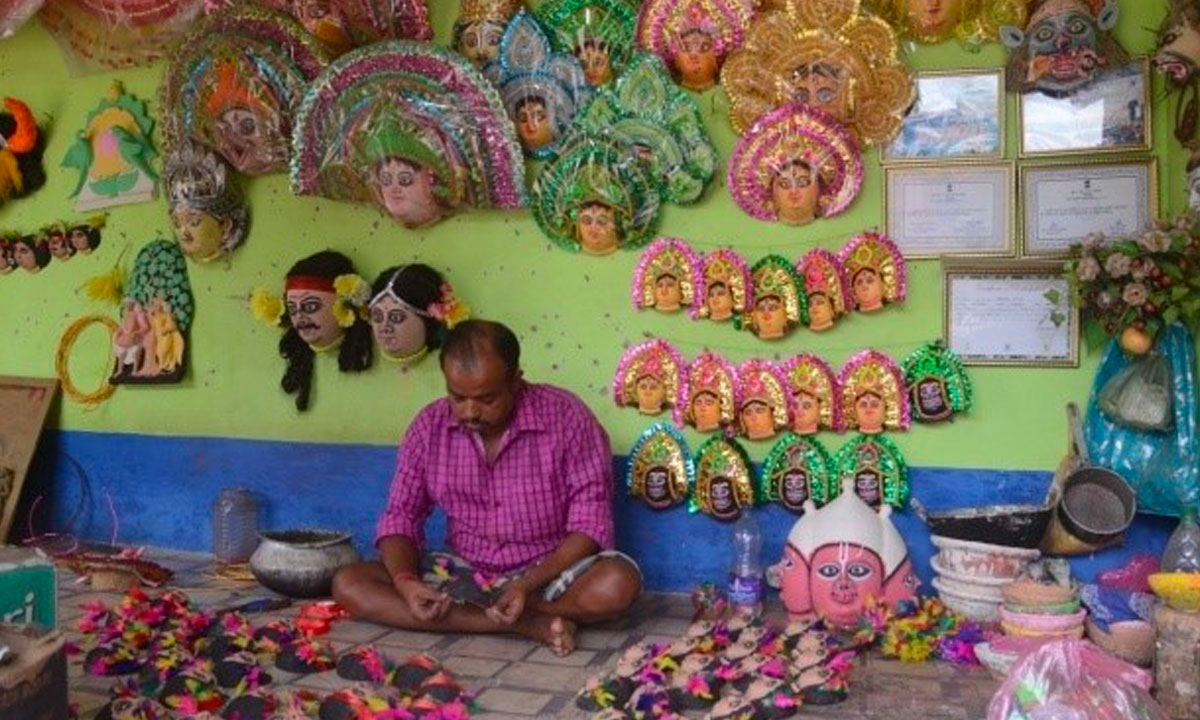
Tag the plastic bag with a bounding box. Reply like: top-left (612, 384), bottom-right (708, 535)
top-left (987, 640), bottom-right (1167, 720)
top-left (1098, 352), bottom-right (1173, 431)
top-left (1086, 323), bottom-right (1200, 517)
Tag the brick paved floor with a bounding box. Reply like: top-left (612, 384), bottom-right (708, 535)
top-left (61, 549), bottom-right (1000, 719)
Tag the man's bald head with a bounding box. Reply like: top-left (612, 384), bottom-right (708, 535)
top-left (439, 319), bottom-right (521, 377)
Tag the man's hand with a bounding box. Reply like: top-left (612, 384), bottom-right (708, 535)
top-left (394, 576), bottom-right (451, 622)
top-left (486, 582), bottom-right (529, 625)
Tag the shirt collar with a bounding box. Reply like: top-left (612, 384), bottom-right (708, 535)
top-left (447, 381), bottom-right (547, 435)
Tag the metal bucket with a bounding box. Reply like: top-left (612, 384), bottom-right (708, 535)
top-left (1058, 467), bottom-right (1136, 544)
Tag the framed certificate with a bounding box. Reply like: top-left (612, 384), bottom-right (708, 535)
top-left (1021, 159), bottom-right (1157, 258)
top-left (943, 260), bottom-right (1078, 367)
top-left (883, 69), bottom-right (1005, 163)
top-left (1019, 59), bottom-right (1151, 157)
top-left (884, 163), bottom-right (1015, 259)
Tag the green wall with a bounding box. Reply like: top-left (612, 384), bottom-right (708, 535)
top-left (0, 1), bottom-right (1185, 472)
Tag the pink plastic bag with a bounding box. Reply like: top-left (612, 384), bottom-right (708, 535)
top-left (987, 640), bottom-right (1166, 720)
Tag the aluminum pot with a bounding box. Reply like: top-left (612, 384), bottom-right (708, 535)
top-left (249, 530), bottom-right (360, 598)
top-left (1060, 403), bottom-right (1137, 544)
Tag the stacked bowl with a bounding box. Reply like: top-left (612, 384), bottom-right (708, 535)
top-left (999, 577), bottom-right (1086, 640)
top-left (929, 536), bottom-right (1040, 622)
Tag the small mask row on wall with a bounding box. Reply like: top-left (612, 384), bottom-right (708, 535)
top-left (626, 423), bottom-right (909, 519)
top-left (613, 340), bottom-right (973, 440)
top-left (250, 252), bottom-right (469, 412)
top-left (631, 234), bottom-right (907, 339)
top-left (0, 218), bottom-right (105, 275)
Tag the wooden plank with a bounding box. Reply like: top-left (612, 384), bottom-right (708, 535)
top-left (0, 378), bottom-right (59, 542)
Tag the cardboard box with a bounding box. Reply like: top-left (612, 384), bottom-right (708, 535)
top-left (0, 547), bottom-right (56, 629)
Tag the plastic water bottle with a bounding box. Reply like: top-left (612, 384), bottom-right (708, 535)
top-left (212, 487), bottom-right (260, 564)
top-left (1163, 510), bottom-right (1200, 573)
top-left (727, 513), bottom-right (764, 618)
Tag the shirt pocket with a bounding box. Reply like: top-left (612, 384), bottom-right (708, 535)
top-left (498, 449), bottom-right (568, 542)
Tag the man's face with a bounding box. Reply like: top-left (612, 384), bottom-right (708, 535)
top-left (781, 469), bottom-right (808, 509)
top-left (286, 289), bottom-right (342, 348)
top-left (853, 269), bottom-right (884, 311)
top-left (855, 391), bottom-right (885, 433)
top-left (706, 282), bottom-right (733, 319)
top-left (674, 29), bottom-right (719, 90)
top-left (370, 295), bottom-right (427, 359)
top-left (753, 295), bottom-right (786, 338)
top-left (376, 158), bottom-right (440, 228)
top-left (458, 19), bottom-right (506, 66)
top-left (214, 106), bottom-right (285, 175)
top-left (793, 391), bottom-right (820, 435)
top-left (516, 98), bottom-right (554, 150)
top-left (654, 274), bottom-right (682, 310)
top-left (444, 352), bottom-right (521, 440)
top-left (692, 391), bottom-right (722, 431)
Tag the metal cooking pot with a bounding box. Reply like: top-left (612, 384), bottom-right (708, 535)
top-left (1059, 403), bottom-right (1136, 545)
top-left (249, 529), bottom-right (360, 598)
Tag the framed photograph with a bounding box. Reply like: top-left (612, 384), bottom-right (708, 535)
top-left (884, 163), bottom-right (1016, 259)
top-left (1019, 58), bottom-right (1151, 157)
top-left (942, 260), bottom-right (1078, 367)
top-left (883, 69), bottom-right (1004, 163)
top-left (1021, 159), bottom-right (1157, 258)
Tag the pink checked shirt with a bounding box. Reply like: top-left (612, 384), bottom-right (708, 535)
top-left (375, 382), bottom-right (616, 575)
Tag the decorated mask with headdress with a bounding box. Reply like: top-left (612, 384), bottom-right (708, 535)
top-left (736, 359), bottom-right (791, 441)
top-left (613, 338), bottom-right (686, 416)
top-left (0, 97), bottom-right (45, 208)
top-left (901, 340), bottom-right (973, 423)
top-left (225, 0), bottom-right (432, 56)
top-left (678, 351), bottom-right (737, 433)
top-left (837, 350), bottom-right (910, 435)
top-left (830, 435), bottom-right (910, 510)
top-left (570, 52), bottom-right (716, 204)
top-left (628, 423), bottom-right (694, 509)
top-left (456, 0), bottom-right (524, 66)
top-left (1155, 0), bottom-right (1200, 153)
top-left (691, 436), bottom-right (754, 520)
top-left (866, 0), bottom-right (1029, 47)
top-left (772, 476), bottom-right (917, 626)
top-left (721, 2), bottom-right (914, 145)
top-left (483, 10), bottom-right (592, 158)
top-left (728, 104), bottom-right (863, 227)
top-left (537, 0), bottom-right (638, 86)
top-left (838, 232), bottom-right (907, 313)
top-left (532, 136), bottom-right (660, 255)
top-left (369, 264), bottom-right (469, 366)
top-left (291, 41), bottom-right (526, 228)
top-left (1001, 0), bottom-right (1124, 97)
top-left (161, 6), bottom-right (332, 176)
top-left (636, 0), bottom-right (755, 91)
top-left (163, 141), bottom-right (248, 263)
top-left (783, 353), bottom-right (839, 436)
top-left (110, 240), bottom-right (194, 386)
top-left (62, 81), bottom-right (158, 211)
top-left (761, 433), bottom-right (833, 513)
top-left (696, 248), bottom-right (751, 322)
top-left (632, 237), bottom-right (702, 314)
top-left (249, 250), bottom-right (373, 411)
top-left (797, 248), bottom-right (849, 332)
top-left (737, 254), bottom-right (806, 340)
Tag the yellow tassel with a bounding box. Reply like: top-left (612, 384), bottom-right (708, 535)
top-left (81, 265), bottom-right (125, 305)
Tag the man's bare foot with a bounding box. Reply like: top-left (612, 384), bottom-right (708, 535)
top-left (519, 613), bottom-right (577, 656)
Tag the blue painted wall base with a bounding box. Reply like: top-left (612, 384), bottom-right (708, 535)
top-left (23, 431), bottom-right (1176, 592)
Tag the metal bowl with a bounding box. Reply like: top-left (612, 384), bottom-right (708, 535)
top-left (249, 529), bottom-right (361, 598)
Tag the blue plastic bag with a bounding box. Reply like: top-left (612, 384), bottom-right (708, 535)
top-left (1085, 324), bottom-right (1199, 518)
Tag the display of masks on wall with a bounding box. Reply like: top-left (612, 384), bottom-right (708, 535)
top-left (630, 235), bottom-right (908, 338)
top-left (612, 341), bottom-right (973, 441)
top-left (626, 422), bottom-right (912, 517)
top-left (0, 217), bottom-right (106, 276)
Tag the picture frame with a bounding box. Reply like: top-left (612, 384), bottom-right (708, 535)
top-left (0, 377), bottom-right (59, 541)
top-left (1018, 58), bottom-right (1151, 158)
top-left (883, 69), bottom-right (1005, 164)
top-left (1021, 158), bottom-right (1158, 258)
top-left (942, 260), bottom-right (1079, 368)
top-left (883, 163), bottom-right (1016, 259)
